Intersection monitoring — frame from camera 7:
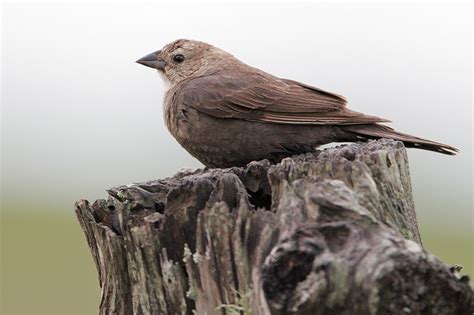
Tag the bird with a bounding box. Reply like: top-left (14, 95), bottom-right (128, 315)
top-left (137, 39), bottom-right (458, 168)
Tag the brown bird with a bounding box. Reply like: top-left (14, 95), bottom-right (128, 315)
top-left (137, 39), bottom-right (458, 168)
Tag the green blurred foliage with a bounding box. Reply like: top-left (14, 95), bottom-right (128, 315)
top-left (420, 222), bottom-right (473, 277)
top-left (0, 208), bottom-right (472, 314)
top-left (1, 210), bottom-right (99, 315)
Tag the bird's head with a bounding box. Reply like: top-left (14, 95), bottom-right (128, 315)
top-left (137, 39), bottom-right (239, 84)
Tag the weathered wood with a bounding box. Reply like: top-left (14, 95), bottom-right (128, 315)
top-left (75, 139), bottom-right (472, 314)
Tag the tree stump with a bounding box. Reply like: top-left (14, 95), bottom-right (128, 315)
top-left (75, 139), bottom-right (472, 315)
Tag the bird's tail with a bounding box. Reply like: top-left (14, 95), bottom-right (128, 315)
top-left (342, 124), bottom-right (458, 155)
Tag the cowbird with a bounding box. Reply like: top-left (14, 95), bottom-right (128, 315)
top-left (137, 39), bottom-right (458, 168)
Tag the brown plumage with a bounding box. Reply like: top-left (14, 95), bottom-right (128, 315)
top-left (137, 39), bottom-right (458, 168)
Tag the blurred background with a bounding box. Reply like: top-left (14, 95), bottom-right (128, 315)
top-left (1, 1), bottom-right (472, 314)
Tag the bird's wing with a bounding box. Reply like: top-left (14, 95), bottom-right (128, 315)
top-left (176, 72), bottom-right (390, 125)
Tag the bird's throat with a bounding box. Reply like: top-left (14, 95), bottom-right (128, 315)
top-left (158, 71), bottom-right (171, 93)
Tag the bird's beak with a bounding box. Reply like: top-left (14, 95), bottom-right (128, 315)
top-left (136, 50), bottom-right (167, 71)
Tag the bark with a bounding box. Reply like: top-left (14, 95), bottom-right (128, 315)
top-left (75, 139), bottom-right (472, 315)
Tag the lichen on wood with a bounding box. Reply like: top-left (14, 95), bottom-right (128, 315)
top-left (75, 139), bottom-right (472, 314)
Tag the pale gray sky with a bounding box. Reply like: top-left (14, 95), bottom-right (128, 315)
top-left (1, 2), bottom-right (472, 230)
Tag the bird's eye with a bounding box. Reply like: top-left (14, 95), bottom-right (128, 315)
top-left (173, 54), bottom-right (185, 63)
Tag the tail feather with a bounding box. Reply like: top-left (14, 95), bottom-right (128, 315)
top-left (343, 124), bottom-right (459, 155)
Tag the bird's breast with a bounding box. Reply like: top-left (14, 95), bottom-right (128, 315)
top-left (163, 87), bottom-right (192, 142)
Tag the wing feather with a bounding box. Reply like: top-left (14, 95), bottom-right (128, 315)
top-left (175, 71), bottom-right (389, 125)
